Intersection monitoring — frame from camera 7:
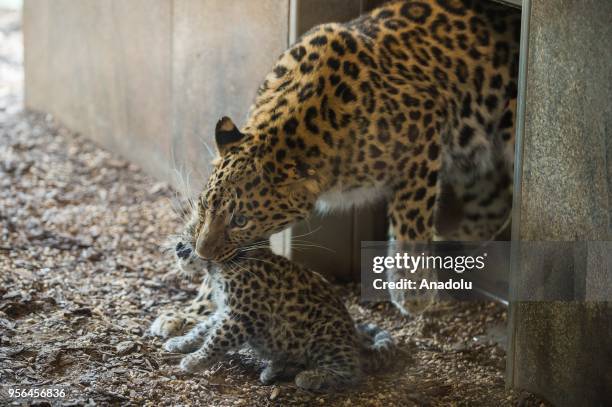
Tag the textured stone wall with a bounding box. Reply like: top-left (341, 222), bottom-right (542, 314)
top-left (509, 0), bottom-right (612, 404)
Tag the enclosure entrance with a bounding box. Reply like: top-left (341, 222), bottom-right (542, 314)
top-left (290, 0), bottom-right (522, 305)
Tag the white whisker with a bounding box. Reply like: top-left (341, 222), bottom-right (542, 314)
top-left (290, 225), bottom-right (323, 239)
top-left (237, 255), bottom-right (279, 269)
top-left (200, 138), bottom-right (217, 160)
top-left (229, 259), bottom-right (258, 280)
top-left (288, 243), bottom-right (336, 253)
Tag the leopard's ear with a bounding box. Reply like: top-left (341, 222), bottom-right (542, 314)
top-left (215, 116), bottom-right (244, 155)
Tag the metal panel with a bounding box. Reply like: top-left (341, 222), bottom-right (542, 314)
top-left (288, 0), bottom-right (389, 280)
top-left (492, 0), bottom-right (522, 8)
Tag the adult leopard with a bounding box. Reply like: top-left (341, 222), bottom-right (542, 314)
top-left (151, 0), bottom-right (520, 328)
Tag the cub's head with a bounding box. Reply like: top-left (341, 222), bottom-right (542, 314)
top-left (190, 116), bottom-right (321, 262)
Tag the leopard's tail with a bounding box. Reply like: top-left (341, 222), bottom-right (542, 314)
top-left (357, 323), bottom-right (395, 373)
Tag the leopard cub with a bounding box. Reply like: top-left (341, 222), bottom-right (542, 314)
top-left (161, 246), bottom-right (395, 392)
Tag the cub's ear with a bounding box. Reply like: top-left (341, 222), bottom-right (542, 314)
top-left (215, 116), bottom-right (244, 155)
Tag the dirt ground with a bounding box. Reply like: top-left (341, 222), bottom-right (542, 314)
top-left (0, 9), bottom-right (548, 407)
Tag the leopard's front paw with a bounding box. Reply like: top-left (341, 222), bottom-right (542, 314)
top-left (179, 352), bottom-right (212, 373)
top-left (260, 361), bottom-right (302, 385)
top-left (149, 312), bottom-right (187, 338)
top-left (387, 267), bottom-right (439, 317)
top-left (259, 364), bottom-right (280, 385)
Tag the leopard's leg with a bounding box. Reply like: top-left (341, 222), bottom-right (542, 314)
top-left (436, 94), bottom-right (516, 241)
top-left (177, 318), bottom-right (246, 373)
top-left (149, 277), bottom-right (215, 338)
top-left (435, 160), bottom-right (513, 241)
top-left (163, 314), bottom-right (220, 354)
top-left (295, 354), bottom-right (360, 392)
top-left (386, 162), bottom-right (440, 317)
top-left (293, 340), bottom-right (361, 392)
top-left (294, 367), bottom-right (359, 392)
top-left (149, 309), bottom-right (195, 339)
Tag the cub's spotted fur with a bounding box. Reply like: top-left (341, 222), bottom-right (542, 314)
top-left (156, 237), bottom-right (395, 391)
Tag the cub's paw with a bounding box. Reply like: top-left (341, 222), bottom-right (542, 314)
top-left (149, 311), bottom-right (187, 338)
top-left (294, 369), bottom-right (353, 392)
top-left (295, 369), bottom-right (326, 392)
top-left (260, 361), bottom-right (301, 385)
top-left (387, 268), bottom-right (439, 317)
top-left (179, 353), bottom-right (212, 373)
top-left (163, 336), bottom-right (201, 353)
top-left (259, 364), bottom-right (281, 385)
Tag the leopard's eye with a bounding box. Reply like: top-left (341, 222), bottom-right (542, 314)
top-left (232, 214), bottom-right (248, 228)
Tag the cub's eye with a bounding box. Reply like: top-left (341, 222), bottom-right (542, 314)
top-left (232, 214), bottom-right (248, 228)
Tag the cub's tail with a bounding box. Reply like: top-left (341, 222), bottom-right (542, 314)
top-left (357, 323), bottom-right (396, 373)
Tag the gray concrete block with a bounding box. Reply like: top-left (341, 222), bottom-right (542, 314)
top-left (23, 0), bottom-right (290, 186)
top-left (172, 0), bottom-right (289, 181)
top-left (24, 0), bottom-right (174, 181)
top-left (509, 0), bottom-right (612, 404)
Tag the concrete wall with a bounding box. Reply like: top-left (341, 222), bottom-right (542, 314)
top-left (24, 0), bottom-right (289, 186)
top-left (171, 0), bottom-right (289, 180)
top-left (508, 0), bottom-right (612, 404)
top-left (24, 0), bottom-right (174, 182)
top-left (0, 0), bottom-right (21, 9)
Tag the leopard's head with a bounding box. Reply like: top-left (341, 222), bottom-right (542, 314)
top-left (190, 116), bottom-right (321, 263)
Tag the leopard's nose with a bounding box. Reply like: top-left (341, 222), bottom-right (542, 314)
top-left (175, 242), bottom-right (192, 259)
top-left (195, 233), bottom-right (208, 259)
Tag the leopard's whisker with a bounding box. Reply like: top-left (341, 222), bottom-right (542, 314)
top-left (289, 225), bottom-right (323, 240)
top-left (288, 243), bottom-right (336, 253)
top-left (240, 242), bottom-right (270, 251)
top-left (237, 256), bottom-right (280, 269)
top-left (287, 236), bottom-right (335, 253)
top-left (169, 143), bottom-right (195, 204)
top-left (229, 259), bottom-right (259, 280)
top-left (240, 247), bottom-right (269, 253)
top-left (199, 138), bottom-right (217, 160)
top-left (289, 238), bottom-right (329, 244)
top-left (166, 193), bottom-right (195, 224)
